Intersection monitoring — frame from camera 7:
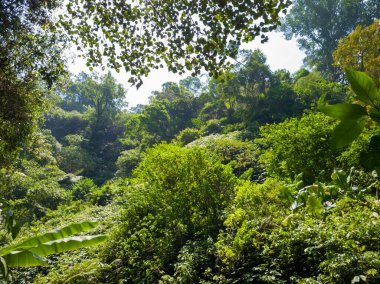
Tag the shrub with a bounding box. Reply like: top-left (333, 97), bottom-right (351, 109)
top-left (262, 198), bottom-right (380, 283)
top-left (100, 144), bottom-right (237, 282)
top-left (215, 179), bottom-right (287, 281)
top-left (257, 113), bottom-right (338, 184)
top-left (188, 132), bottom-right (261, 180)
top-left (115, 149), bottom-right (142, 177)
top-left (173, 128), bottom-right (201, 146)
top-left (70, 178), bottom-right (98, 202)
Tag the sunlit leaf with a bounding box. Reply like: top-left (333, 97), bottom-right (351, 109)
top-left (345, 69), bottom-right (378, 106)
top-left (306, 195), bottom-right (323, 216)
top-left (28, 235), bottom-right (107, 257)
top-left (318, 94), bottom-right (367, 120)
top-left (4, 251), bottom-right (47, 267)
top-left (0, 221), bottom-right (99, 255)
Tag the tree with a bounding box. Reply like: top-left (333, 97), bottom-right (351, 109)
top-left (44, 73), bottom-right (127, 183)
top-left (59, 0), bottom-right (291, 86)
top-left (293, 71), bottom-right (345, 109)
top-left (0, 1), bottom-right (66, 168)
top-left (68, 72), bottom-right (126, 125)
top-left (280, 0), bottom-right (380, 80)
top-left (0, 1), bottom-right (69, 250)
top-left (233, 50), bottom-right (275, 123)
top-left (333, 20), bottom-right (380, 85)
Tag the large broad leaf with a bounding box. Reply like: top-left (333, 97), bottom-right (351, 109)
top-left (28, 235), bottom-right (107, 257)
top-left (2, 234), bottom-right (106, 267)
top-left (368, 108), bottom-right (380, 123)
top-left (345, 69), bottom-right (378, 106)
top-left (306, 195), bottom-right (323, 216)
top-left (331, 169), bottom-right (349, 191)
top-left (0, 221), bottom-right (106, 269)
top-left (0, 257), bottom-right (8, 279)
top-left (331, 119), bottom-right (366, 149)
top-left (360, 135), bottom-right (380, 171)
top-left (4, 251), bottom-right (47, 267)
top-left (0, 221), bottom-right (99, 255)
top-left (318, 94), bottom-right (367, 120)
top-left (279, 187), bottom-right (295, 206)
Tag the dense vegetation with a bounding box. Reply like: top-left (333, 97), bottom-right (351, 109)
top-left (1, 1), bottom-right (379, 283)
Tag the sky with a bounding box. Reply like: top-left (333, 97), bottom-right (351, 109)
top-left (68, 31), bottom-right (305, 108)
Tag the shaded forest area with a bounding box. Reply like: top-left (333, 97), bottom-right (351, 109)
top-left (0, 0), bottom-right (380, 283)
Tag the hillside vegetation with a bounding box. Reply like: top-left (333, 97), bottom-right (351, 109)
top-left (0, 1), bottom-right (379, 283)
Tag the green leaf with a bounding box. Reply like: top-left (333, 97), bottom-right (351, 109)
top-left (0, 256), bottom-right (8, 279)
top-left (279, 187), bottom-right (295, 205)
top-left (306, 195), bottom-right (323, 216)
top-left (345, 69), bottom-right (378, 106)
top-left (359, 135), bottom-right (380, 171)
top-left (28, 235), bottom-right (107, 257)
top-left (318, 94), bottom-right (367, 120)
top-left (0, 221), bottom-right (106, 268)
top-left (331, 169), bottom-right (348, 190)
top-left (0, 221), bottom-right (98, 255)
top-left (0, 221), bottom-right (99, 255)
top-left (368, 108), bottom-right (380, 122)
top-left (331, 119), bottom-right (366, 149)
top-left (281, 213), bottom-right (297, 227)
top-left (4, 251), bottom-right (47, 267)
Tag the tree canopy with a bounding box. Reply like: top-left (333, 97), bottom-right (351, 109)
top-left (0, 0), bottom-right (66, 167)
top-left (334, 20), bottom-right (380, 84)
top-left (280, 0), bottom-right (380, 80)
top-left (2, 1), bottom-right (380, 283)
top-left (59, 0), bottom-right (291, 86)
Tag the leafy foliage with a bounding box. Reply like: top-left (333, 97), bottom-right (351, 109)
top-left (60, 0), bottom-right (291, 86)
top-left (263, 199), bottom-right (380, 283)
top-left (100, 144), bottom-right (236, 282)
top-left (0, 0), bottom-right (67, 168)
top-left (188, 132), bottom-right (261, 180)
top-left (115, 149), bottom-right (142, 178)
top-left (2, 1), bottom-right (380, 282)
top-left (319, 69), bottom-right (380, 171)
top-left (257, 113), bottom-right (337, 184)
top-left (293, 71), bottom-right (346, 109)
top-left (334, 20), bottom-right (380, 84)
top-left (281, 0), bottom-right (380, 80)
top-left (214, 178), bottom-right (380, 283)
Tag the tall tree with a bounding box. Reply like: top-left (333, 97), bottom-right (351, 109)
top-left (333, 20), bottom-right (380, 85)
top-left (0, 1), bottom-right (66, 167)
top-left (280, 0), bottom-right (380, 80)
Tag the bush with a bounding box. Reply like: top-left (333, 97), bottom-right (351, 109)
top-left (57, 135), bottom-right (96, 174)
top-left (173, 128), bottom-right (201, 146)
top-left (262, 198), bottom-right (380, 283)
top-left (215, 179), bottom-right (287, 281)
top-left (99, 143), bottom-right (237, 282)
top-left (214, 179), bottom-right (380, 283)
top-left (338, 126), bottom-right (380, 169)
top-left (257, 113), bottom-right (338, 184)
top-left (188, 132), bottom-right (261, 180)
top-left (3, 159), bottom-right (68, 224)
top-left (115, 149), bottom-right (142, 177)
top-left (70, 178), bottom-right (98, 202)
top-left (201, 119), bottom-right (224, 135)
